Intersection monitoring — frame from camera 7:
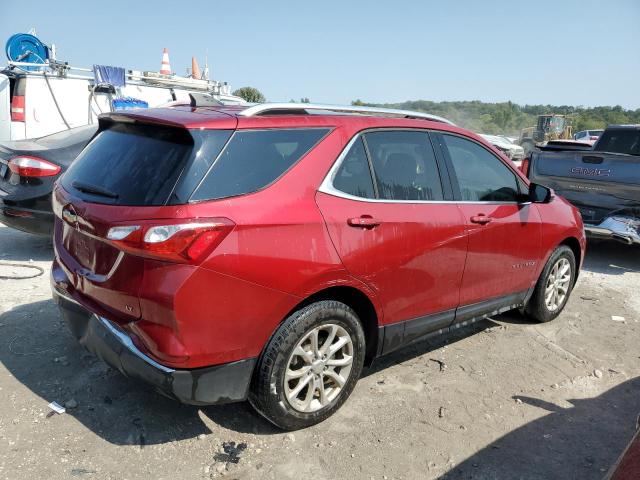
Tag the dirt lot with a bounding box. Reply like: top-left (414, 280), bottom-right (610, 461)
top-left (0, 224), bottom-right (638, 480)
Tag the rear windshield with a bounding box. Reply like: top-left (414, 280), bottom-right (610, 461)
top-left (190, 128), bottom-right (330, 202)
top-left (595, 129), bottom-right (640, 155)
top-left (61, 124), bottom-right (328, 206)
top-left (62, 123), bottom-right (199, 205)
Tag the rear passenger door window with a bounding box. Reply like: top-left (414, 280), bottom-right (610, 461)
top-left (442, 134), bottom-right (520, 202)
top-left (363, 130), bottom-right (444, 201)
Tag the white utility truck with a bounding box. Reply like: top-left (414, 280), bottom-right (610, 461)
top-left (1, 33), bottom-right (244, 141)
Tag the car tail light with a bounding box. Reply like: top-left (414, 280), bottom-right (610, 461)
top-left (106, 218), bottom-right (234, 263)
top-left (8, 156), bottom-right (61, 177)
top-left (11, 95), bottom-right (25, 122)
top-left (520, 157), bottom-right (530, 177)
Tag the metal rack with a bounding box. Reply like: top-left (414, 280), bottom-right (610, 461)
top-left (238, 103), bottom-right (455, 125)
top-left (5, 60), bottom-right (229, 94)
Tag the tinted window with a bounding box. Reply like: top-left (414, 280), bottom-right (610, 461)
top-left (364, 130), bottom-right (443, 201)
top-left (332, 137), bottom-right (375, 198)
top-left (443, 134), bottom-right (520, 202)
top-left (191, 128), bottom-right (329, 201)
top-left (62, 123), bottom-right (195, 206)
top-left (594, 129), bottom-right (640, 155)
top-left (169, 129), bottom-right (233, 203)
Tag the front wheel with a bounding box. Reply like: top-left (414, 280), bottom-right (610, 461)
top-left (525, 246), bottom-right (576, 323)
top-left (249, 300), bottom-right (365, 430)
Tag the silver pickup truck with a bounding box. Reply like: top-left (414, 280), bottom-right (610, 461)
top-left (523, 125), bottom-right (640, 245)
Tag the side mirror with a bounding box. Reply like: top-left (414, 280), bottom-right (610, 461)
top-left (529, 182), bottom-right (552, 203)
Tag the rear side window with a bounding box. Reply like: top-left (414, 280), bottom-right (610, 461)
top-left (595, 129), bottom-right (640, 155)
top-left (191, 128), bottom-right (329, 201)
top-left (364, 130), bottom-right (444, 201)
top-left (442, 134), bottom-right (520, 202)
top-left (62, 123), bottom-right (196, 206)
top-left (332, 137), bottom-right (375, 198)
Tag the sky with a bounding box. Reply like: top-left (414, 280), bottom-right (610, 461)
top-left (1, 0), bottom-right (639, 109)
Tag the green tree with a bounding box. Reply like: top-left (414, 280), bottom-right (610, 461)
top-left (232, 87), bottom-right (266, 103)
top-left (350, 99), bottom-right (640, 136)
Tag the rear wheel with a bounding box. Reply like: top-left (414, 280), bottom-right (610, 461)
top-left (525, 246), bottom-right (576, 323)
top-left (249, 300), bottom-right (365, 430)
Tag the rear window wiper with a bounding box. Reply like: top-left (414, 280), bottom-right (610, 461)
top-left (72, 180), bottom-right (119, 199)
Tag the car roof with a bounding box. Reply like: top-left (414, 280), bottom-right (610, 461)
top-left (99, 102), bottom-right (460, 132)
top-left (605, 124), bottom-right (640, 130)
top-left (98, 102), bottom-right (519, 161)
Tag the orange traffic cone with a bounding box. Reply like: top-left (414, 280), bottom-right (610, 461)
top-left (191, 57), bottom-right (201, 79)
top-left (160, 48), bottom-right (171, 75)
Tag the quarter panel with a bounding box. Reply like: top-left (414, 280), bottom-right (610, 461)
top-left (535, 196), bottom-right (586, 275)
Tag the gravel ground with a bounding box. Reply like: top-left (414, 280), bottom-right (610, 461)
top-left (0, 224), bottom-right (638, 480)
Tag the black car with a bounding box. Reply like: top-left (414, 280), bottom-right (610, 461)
top-left (0, 125), bottom-right (97, 235)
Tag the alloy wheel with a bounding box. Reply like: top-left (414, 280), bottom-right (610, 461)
top-left (544, 257), bottom-right (572, 312)
top-left (284, 324), bottom-right (354, 413)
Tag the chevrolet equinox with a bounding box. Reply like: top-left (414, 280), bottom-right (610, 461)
top-left (52, 101), bottom-right (586, 430)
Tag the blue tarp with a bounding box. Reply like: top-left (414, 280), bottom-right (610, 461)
top-left (112, 98), bottom-right (149, 110)
top-left (93, 64), bottom-right (125, 87)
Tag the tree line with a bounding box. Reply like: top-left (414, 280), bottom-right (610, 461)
top-left (231, 87), bottom-right (639, 136)
top-left (352, 99), bottom-right (640, 135)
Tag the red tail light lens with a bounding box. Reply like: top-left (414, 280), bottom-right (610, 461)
top-left (8, 156), bottom-right (61, 177)
top-left (520, 158), bottom-right (530, 177)
top-left (106, 218), bottom-right (234, 263)
top-left (11, 95), bottom-right (25, 122)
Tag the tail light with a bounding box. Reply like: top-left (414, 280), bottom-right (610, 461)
top-left (8, 156), bottom-right (61, 177)
top-left (519, 157), bottom-right (530, 177)
top-left (10, 95), bottom-right (25, 122)
top-left (106, 218), bottom-right (234, 264)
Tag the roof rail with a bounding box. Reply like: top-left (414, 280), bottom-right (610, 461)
top-left (237, 103), bottom-right (456, 125)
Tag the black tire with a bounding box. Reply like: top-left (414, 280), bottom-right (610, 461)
top-left (525, 246), bottom-right (576, 323)
top-left (248, 300), bottom-right (365, 430)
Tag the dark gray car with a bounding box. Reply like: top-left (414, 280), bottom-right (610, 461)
top-left (0, 125), bottom-right (98, 235)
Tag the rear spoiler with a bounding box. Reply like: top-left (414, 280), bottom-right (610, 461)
top-left (537, 141), bottom-right (594, 152)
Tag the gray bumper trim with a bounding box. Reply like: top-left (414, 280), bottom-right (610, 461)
top-left (52, 287), bottom-right (256, 405)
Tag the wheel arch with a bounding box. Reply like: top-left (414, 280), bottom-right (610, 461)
top-left (559, 236), bottom-right (582, 283)
top-left (282, 285), bottom-right (380, 366)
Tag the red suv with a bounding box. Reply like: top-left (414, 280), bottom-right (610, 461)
top-left (52, 101), bottom-right (585, 430)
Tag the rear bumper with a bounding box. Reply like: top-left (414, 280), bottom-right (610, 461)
top-left (52, 288), bottom-right (256, 406)
top-left (585, 215), bottom-right (640, 245)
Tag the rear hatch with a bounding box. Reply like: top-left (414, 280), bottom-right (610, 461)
top-left (54, 111), bottom-right (330, 322)
top-left (529, 150), bottom-right (640, 223)
top-left (54, 116), bottom-right (235, 319)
